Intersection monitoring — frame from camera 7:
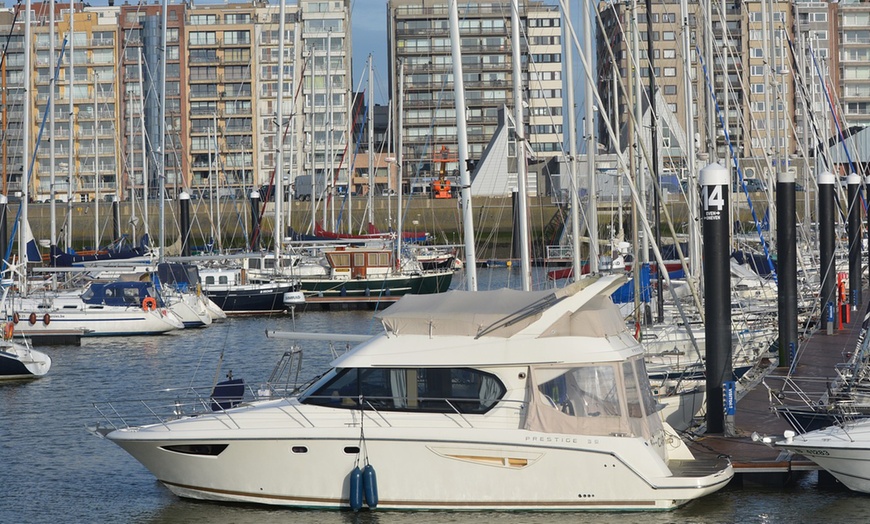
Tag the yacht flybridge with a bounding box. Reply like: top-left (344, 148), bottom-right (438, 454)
top-left (100, 274), bottom-right (732, 510)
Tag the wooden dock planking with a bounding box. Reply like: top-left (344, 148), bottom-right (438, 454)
top-left (686, 294), bottom-right (869, 482)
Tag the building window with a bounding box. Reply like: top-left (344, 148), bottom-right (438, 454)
top-left (224, 30), bottom-right (251, 45)
top-left (189, 14), bottom-right (217, 25)
top-left (190, 31), bottom-right (217, 46)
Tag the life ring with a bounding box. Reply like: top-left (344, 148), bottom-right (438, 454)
top-left (43, 313), bottom-right (51, 326)
top-left (28, 312), bottom-right (37, 325)
top-left (3, 321), bottom-right (13, 340)
top-left (142, 297), bottom-right (158, 311)
top-left (12, 312), bottom-right (19, 324)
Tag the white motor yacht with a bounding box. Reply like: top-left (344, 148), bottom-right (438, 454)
top-left (101, 274), bottom-right (732, 510)
top-left (776, 420), bottom-right (870, 494)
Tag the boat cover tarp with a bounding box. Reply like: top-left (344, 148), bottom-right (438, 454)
top-left (539, 296), bottom-right (627, 339)
top-left (377, 288), bottom-right (558, 338)
top-left (377, 282), bottom-right (626, 339)
top-left (731, 250), bottom-right (776, 276)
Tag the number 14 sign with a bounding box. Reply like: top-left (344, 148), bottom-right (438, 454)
top-left (702, 184), bottom-right (726, 220)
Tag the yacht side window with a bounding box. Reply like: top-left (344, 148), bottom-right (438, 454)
top-left (537, 365), bottom-right (621, 418)
top-left (301, 367), bottom-right (505, 414)
top-left (527, 357), bottom-right (661, 438)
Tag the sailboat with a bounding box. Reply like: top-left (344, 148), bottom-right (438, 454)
top-left (0, 273), bottom-right (51, 379)
top-left (0, 330), bottom-right (51, 380)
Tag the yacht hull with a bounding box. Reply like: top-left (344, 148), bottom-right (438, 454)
top-left (108, 417), bottom-right (731, 510)
top-left (299, 271), bottom-right (453, 304)
top-left (203, 283), bottom-right (295, 314)
top-left (777, 420), bottom-right (870, 493)
top-left (0, 344), bottom-right (51, 379)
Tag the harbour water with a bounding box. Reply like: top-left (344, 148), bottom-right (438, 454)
top-left (4, 268), bottom-right (870, 523)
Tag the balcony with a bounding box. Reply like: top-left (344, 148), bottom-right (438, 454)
top-left (190, 55), bottom-right (220, 64)
top-left (190, 92), bottom-right (220, 100)
top-left (191, 107), bottom-right (220, 116)
top-left (189, 38), bottom-right (221, 47)
top-left (189, 74), bottom-right (220, 83)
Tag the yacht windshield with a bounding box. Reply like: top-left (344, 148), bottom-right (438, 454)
top-left (301, 367), bottom-right (505, 414)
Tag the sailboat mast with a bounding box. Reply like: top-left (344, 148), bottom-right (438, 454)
top-left (208, 123), bottom-right (215, 246)
top-left (563, 1), bottom-right (581, 280)
top-left (158, 0), bottom-right (168, 262)
top-left (94, 74), bottom-right (100, 248)
top-left (448, 0), bottom-right (478, 290)
top-left (275, 0), bottom-right (286, 261)
top-left (138, 47), bottom-right (148, 241)
top-left (367, 54), bottom-right (374, 228)
top-left (511, 0), bottom-right (531, 291)
top-left (397, 60), bottom-right (404, 268)
top-left (128, 89), bottom-right (137, 242)
top-left (761, 0), bottom-right (775, 236)
top-left (325, 30), bottom-right (333, 231)
top-left (583, 0), bottom-right (598, 274)
top-left (213, 113), bottom-right (222, 252)
top-left (627, 2), bottom-right (641, 322)
top-left (49, 0), bottom-right (56, 251)
top-left (681, 0), bottom-right (700, 277)
top-left (644, 0), bottom-right (662, 322)
top-left (631, 0), bottom-right (647, 270)
top-left (22, 0), bottom-right (30, 263)
top-left (66, 2), bottom-right (74, 250)
top-left (704, 0), bottom-right (716, 162)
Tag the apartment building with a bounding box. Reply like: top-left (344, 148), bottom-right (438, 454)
top-left (1, 0), bottom-right (352, 205)
top-left (596, 1), bottom-right (799, 182)
top-left (792, 1), bottom-right (831, 164)
top-left (596, 1), bottom-right (720, 178)
top-left (387, 0), bottom-right (564, 196)
top-left (0, 9), bottom-right (26, 198)
top-left (1, 3), bottom-right (123, 203)
top-left (832, 2), bottom-right (870, 130)
top-left (254, 3), bottom-right (300, 199)
top-left (118, 2), bottom-right (186, 201)
top-left (298, 0), bottom-right (352, 198)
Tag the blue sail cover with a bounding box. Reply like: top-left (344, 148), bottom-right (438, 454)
top-left (22, 220), bottom-right (41, 263)
top-left (611, 264), bottom-right (652, 304)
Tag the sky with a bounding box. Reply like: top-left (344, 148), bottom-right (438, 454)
top-left (348, 0), bottom-right (391, 105)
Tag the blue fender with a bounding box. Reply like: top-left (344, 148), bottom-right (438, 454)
top-left (362, 463), bottom-right (378, 508)
top-left (348, 467), bottom-right (364, 511)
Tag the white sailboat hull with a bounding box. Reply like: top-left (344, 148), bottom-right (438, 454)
top-left (10, 308), bottom-right (182, 336)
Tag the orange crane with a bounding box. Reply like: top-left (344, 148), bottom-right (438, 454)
top-left (430, 145), bottom-right (456, 199)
